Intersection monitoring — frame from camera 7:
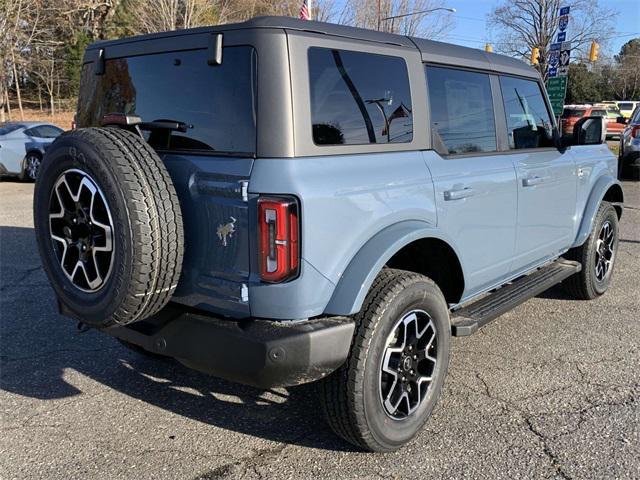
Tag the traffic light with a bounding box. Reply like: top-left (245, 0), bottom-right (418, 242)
top-left (589, 41), bottom-right (599, 62)
top-left (531, 47), bottom-right (540, 65)
top-left (485, 43), bottom-right (493, 53)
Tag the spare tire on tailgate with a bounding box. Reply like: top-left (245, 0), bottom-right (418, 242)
top-left (33, 127), bottom-right (184, 327)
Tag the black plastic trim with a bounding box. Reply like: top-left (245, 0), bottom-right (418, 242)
top-left (451, 258), bottom-right (581, 336)
top-left (102, 305), bottom-right (355, 388)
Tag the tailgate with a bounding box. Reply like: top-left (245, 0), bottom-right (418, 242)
top-left (163, 154), bottom-right (254, 318)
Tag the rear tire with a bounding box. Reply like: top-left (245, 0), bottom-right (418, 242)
top-left (34, 128), bottom-right (184, 327)
top-left (319, 269), bottom-right (450, 452)
top-left (19, 152), bottom-right (42, 181)
top-left (563, 202), bottom-right (619, 300)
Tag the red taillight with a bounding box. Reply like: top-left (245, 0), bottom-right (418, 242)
top-left (258, 196), bottom-right (300, 283)
top-left (631, 126), bottom-right (640, 138)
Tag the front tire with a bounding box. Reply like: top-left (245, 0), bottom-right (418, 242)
top-left (563, 202), bottom-right (619, 299)
top-left (319, 269), bottom-right (451, 452)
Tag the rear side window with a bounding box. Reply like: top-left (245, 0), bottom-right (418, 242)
top-left (77, 47), bottom-right (257, 155)
top-left (308, 48), bottom-right (413, 145)
top-left (26, 125), bottom-right (63, 138)
top-left (606, 109), bottom-right (620, 118)
top-left (426, 66), bottom-right (496, 155)
top-left (618, 102), bottom-right (634, 111)
top-left (499, 76), bottom-right (554, 149)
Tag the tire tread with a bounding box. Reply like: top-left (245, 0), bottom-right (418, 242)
top-left (319, 269), bottom-right (443, 452)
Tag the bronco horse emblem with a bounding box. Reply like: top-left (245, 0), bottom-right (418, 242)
top-left (216, 217), bottom-right (236, 247)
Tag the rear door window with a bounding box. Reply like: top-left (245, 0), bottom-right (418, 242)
top-left (308, 48), bottom-right (413, 145)
top-left (425, 66), bottom-right (496, 155)
top-left (27, 125), bottom-right (63, 138)
top-left (618, 102), bottom-right (634, 111)
top-left (499, 76), bottom-right (554, 149)
top-left (77, 47), bottom-right (257, 155)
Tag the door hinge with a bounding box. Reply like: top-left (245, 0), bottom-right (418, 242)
top-left (240, 180), bottom-right (249, 202)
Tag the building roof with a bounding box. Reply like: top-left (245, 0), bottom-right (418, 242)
top-left (88, 16), bottom-right (538, 79)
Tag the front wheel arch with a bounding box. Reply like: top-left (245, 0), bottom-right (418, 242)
top-left (572, 176), bottom-right (623, 249)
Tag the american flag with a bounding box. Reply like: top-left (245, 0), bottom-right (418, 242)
top-left (299, 0), bottom-right (310, 20)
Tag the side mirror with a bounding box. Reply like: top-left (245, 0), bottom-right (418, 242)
top-left (616, 116), bottom-right (629, 125)
top-left (573, 116), bottom-right (606, 145)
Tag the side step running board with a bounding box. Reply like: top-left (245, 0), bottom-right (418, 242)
top-left (451, 258), bottom-right (581, 337)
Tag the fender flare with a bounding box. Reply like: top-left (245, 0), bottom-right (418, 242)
top-left (572, 175), bottom-right (624, 248)
top-left (323, 220), bottom-right (464, 316)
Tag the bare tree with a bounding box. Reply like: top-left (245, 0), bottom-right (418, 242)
top-left (1, 0), bottom-right (42, 120)
top-left (340, 0), bottom-right (454, 38)
top-left (131, 0), bottom-right (218, 33)
top-left (53, 0), bottom-right (121, 40)
top-left (489, 0), bottom-right (617, 78)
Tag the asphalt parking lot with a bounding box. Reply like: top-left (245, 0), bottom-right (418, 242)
top-left (1, 180), bottom-right (639, 480)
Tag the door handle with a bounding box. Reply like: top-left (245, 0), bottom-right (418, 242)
top-left (444, 187), bottom-right (474, 201)
top-left (522, 176), bottom-right (545, 187)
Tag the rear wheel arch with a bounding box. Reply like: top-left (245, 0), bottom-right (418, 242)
top-left (323, 221), bottom-right (465, 316)
top-left (25, 149), bottom-right (43, 160)
top-left (386, 237), bottom-right (464, 305)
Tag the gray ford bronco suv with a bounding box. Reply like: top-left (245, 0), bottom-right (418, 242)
top-left (33, 17), bottom-right (624, 452)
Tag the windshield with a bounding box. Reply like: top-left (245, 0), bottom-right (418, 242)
top-left (0, 124), bottom-right (23, 136)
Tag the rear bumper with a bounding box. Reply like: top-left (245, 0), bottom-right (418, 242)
top-left (102, 305), bottom-right (355, 388)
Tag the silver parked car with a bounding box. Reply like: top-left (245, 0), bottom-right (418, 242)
top-left (0, 122), bottom-right (64, 181)
top-left (619, 105), bottom-right (640, 180)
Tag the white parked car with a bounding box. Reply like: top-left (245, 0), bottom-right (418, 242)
top-left (0, 122), bottom-right (63, 181)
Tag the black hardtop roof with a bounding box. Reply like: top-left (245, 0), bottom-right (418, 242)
top-left (87, 15), bottom-right (538, 79)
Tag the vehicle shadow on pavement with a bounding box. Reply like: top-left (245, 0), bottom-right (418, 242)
top-left (535, 283), bottom-right (576, 301)
top-left (0, 226), bottom-right (354, 452)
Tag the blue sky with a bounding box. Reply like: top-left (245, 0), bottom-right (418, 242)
top-left (437, 0), bottom-right (639, 55)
